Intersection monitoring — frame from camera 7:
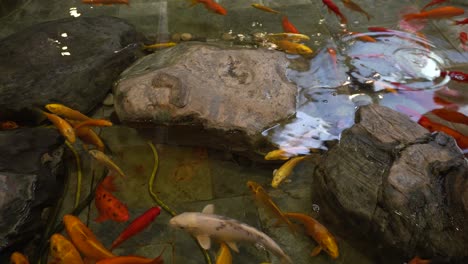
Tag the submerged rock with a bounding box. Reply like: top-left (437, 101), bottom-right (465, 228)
top-left (0, 128), bottom-right (64, 261)
top-left (311, 104), bottom-right (467, 262)
top-left (115, 42), bottom-right (297, 152)
top-left (0, 16), bottom-right (139, 120)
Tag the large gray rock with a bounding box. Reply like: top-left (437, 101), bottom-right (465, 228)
top-left (311, 104), bottom-right (468, 262)
top-left (0, 128), bottom-right (64, 261)
top-left (114, 42), bottom-right (297, 151)
top-left (0, 16), bottom-right (140, 119)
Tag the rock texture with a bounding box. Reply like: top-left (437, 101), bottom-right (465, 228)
top-left (0, 16), bottom-right (139, 119)
top-left (114, 42), bottom-right (297, 150)
top-left (0, 128), bottom-right (64, 260)
top-left (311, 104), bottom-right (467, 262)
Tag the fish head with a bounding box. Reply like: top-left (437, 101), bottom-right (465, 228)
top-left (246, 181), bottom-right (260, 193)
top-left (10, 252), bottom-right (28, 264)
top-left (295, 44), bottom-right (313, 55)
top-left (63, 214), bottom-right (80, 228)
top-left (45, 104), bottom-right (62, 113)
top-left (271, 173), bottom-right (281, 188)
top-left (169, 213), bottom-right (200, 233)
top-left (111, 204), bottom-right (130, 222)
top-left (49, 233), bottom-right (73, 259)
top-left (321, 236), bottom-right (339, 259)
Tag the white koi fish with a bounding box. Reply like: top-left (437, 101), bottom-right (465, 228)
top-left (169, 204), bottom-right (293, 264)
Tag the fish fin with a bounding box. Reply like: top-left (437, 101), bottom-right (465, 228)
top-left (94, 212), bottom-right (109, 223)
top-left (202, 204), bottom-right (215, 214)
top-left (101, 175), bottom-right (117, 192)
top-left (196, 235), bottom-right (211, 249)
top-left (272, 169), bottom-right (277, 176)
top-left (226, 241), bottom-right (239, 253)
top-left (311, 246), bottom-right (322, 256)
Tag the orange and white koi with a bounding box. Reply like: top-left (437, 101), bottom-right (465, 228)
top-left (49, 233), bottom-right (85, 264)
top-left (215, 242), bottom-right (232, 264)
top-left (10, 252), bottom-right (29, 264)
top-left (63, 214), bottom-right (116, 260)
top-left (421, 0), bottom-right (449, 11)
top-left (341, 0), bottom-right (372, 20)
top-left (322, 0), bottom-right (348, 24)
top-left (95, 175), bottom-right (129, 223)
top-left (271, 156), bottom-right (306, 188)
top-left (282, 16), bottom-right (299, 34)
top-left (251, 4), bottom-right (280, 14)
top-left (43, 112), bottom-right (76, 143)
top-left (284, 212), bottom-right (339, 259)
top-left (440, 70), bottom-right (468, 83)
top-left (189, 0), bottom-right (227, 15)
top-left (403, 6), bottom-right (464, 21)
top-left (45, 104), bottom-right (91, 121)
top-left (82, 0), bottom-right (129, 5)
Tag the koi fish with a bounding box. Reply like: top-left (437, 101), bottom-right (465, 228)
top-left (433, 95), bottom-right (459, 110)
top-left (264, 148), bottom-right (303, 160)
top-left (282, 16), bottom-right (299, 34)
top-left (266, 33), bottom-right (310, 42)
top-left (95, 175), bottom-right (129, 223)
top-left (349, 31), bottom-right (377, 42)
top-left (43, 112), bottom-right (76, 143)
top-left (453, 18), bottom-right (468, 25)
top-left (49, 233), bottom-right (85, 264)
top-left (440, 70), bottom-right (468, 83)
top-left (274, 40), bottom-right (313, 55)
top-left (403, 6), bottom-right (465, 21)
top-left (216, 242), bottom-right (232, 264)
top-left (143, 42), bottom-right (177, 50)
top-left (252, 4), bottom-right (280, 14)
top-left (284, 212), bottom-right (339, 259)
top-left (45, 104), bottom-right (91, 121)
top-left (421, 0), bottom-right (449, 11)
top-left (169, 204), bottom-right (293, 264)
top-left (322, 0), bottom-right (348, 24)
top-left (341, 0), bottom-right (372, 20)
top-left (63, 214), bottom-right (116, 260)
top-left (82, 0), bottom-right (129, 5)
top-left (189, 0), bottom-right (227, 15)
top-left (111, 206), bottom-right (161, 249)
top-left (74, 119), bottom-right (113, 130)
top-left (418, 116), bottom-right (468, 149)
top-left (95, 254), bottom-right (164, 264)
top-left (89, 150), bottom-right (126, 178)
top-left (247, 181), bottom-right (296, 234)
top-left (271, 156), bottom-right (306, 188)
top-left (367, 26), bottom-right (392, 32)
top-left (430, 109), bottom-right (468, 125)
top-left (76, 126), bottom-right (105, 152)
top-left (460, 32), bottom-right (467, 48)
top-left (10, 252), bottom-right (29, 264)
top-left (0, 120), bottom-right (18, 130)
top-left (327, 47), bottom-right (338, 70)
top-left (408, 256), bottom-right (431, 264)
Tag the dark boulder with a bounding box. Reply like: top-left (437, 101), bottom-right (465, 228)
top-left (0, 128), bottom-right (64, 261)
top-left (0, 16), bottom-right (140, 121)
top-left (311, 104), bottom-right (467, 262)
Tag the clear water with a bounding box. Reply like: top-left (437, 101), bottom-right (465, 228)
top-left (1, 0), bottom-right (467, 263)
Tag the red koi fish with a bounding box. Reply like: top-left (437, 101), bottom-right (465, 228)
top-left (189, 0), bottom-right (227, 15)
top-left (430, 109), bottom-right (468, 125)
top-left (0, 120), bottom-right (18, 130)
top-left (367, 26), bottom-right (392, 32)
top-left (403, 6), bottom-right (464, 21)
top-left (460, 32), bottom-right (467, 49)
top-left (327, 47), bottom-right (337, 70)
top-left (111, 206), bottom-right (161, 249)
top-left (349, 31), bottom-right (377, 42)
top-left (453, 18), bottom-right (468, 25)
top-left (421, 0), bottom-right (449, 11)
top-left (82, 0), bottom-right (129, 5)
top-left (96, 254), bottom-right (163, 264)
top-left (95, 175), bottom-right (129, 223)
top-left (418, 116), bottom-right (468, 149)
top-left (433, 95), bottom-right (459, 111)
top-left (341, 0), bottom-right (372, 20)
top-left (322, 0), bottom-right (348, 24)
top-left (408, 256), bottom-right (431, 264)
top-left (440, 70), bottom-right (468, 83)
top-left (282, 16), bottom-right (299, 34)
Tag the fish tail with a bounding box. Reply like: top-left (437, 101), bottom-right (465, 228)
top-left (101, 174), bottom-right (117, 192)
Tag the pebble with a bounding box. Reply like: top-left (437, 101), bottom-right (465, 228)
top-left (180, 33), bottom-right (193, 41)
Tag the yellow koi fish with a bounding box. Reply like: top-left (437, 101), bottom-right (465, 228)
top-left (45, 104), bottom-right (91, 121)
top-left (247, 181), bottom-right (296, 234)
top-left (265, 149), bottom-right (291, 160)
top-left (266, 33), bottom-right (310, 42)
top-left (63, 214), bottom-right (116, 260)
top-left (74, 119), bottom-right (113, 130)
top-left (251, 4), bottom-right (280, 14)
top-left (76, 126), bottom-right (105, 152)
top-left (43, 112), bottom-right (76, 143)
top-left (284, 212), bottom-right (339, 259)
top-left (143, 42), bottom-right (177, 50)
top-left (88, 149), bottom-right (126, 177)
top-left (215, 242), bottom-right (232, 264)
top-left (271, 156), bottom-right (306, 188)
top-left (273, 40), bottom-right (313, 55)
top-left (50, 233), bottom-right (85, 264)
top-left (10, 252), bottom-right (29, 264)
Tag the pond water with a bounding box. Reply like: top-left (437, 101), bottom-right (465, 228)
top-left (1, 0), bottom-right (467, 264)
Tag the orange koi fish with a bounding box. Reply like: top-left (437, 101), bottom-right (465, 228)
top-left (10, 252), bottom-right (29, 264)
top-left (247, 181), bottom-right (297, 234)
top-left (433, 95), bottom-right (459, 111)
top-left (418, 116), bottom-right (468, 149)
top-left (421, 0), bottom-right (449, 11)
top-left (95, 175), bottom-right (129, 223)
top-left (215, 242), bottom-right (232, 264)
top-left (0, 120), bottom-right (18, 130)
top-left (367, 26), bottom-right (392, 32)
top-left (111, 206), bottom-right (161, 249)
top-left (143, 42), bottom-right (177, 50)
top-left (284, 212), bottom-right (339, 259)
top-left (96, 253), bottom-right (164, 264)
top-left (403, 6), bottom-right (464, 21)
top-left (50, 233), bottom-right (85, 264)
top-left (327, 47), bottom-right (338, 70)
top-left (430, 109), bottom-right (468, 125)
top-left (189, 0), bottom-right (227, 15)
top-left (74, 119), bottom-right (113, 130)
top-left (75, 126), bottom-right (105, 152)
top-left (453, 18), bottom-right (468, 25)
top-left (460, 32), bottom-right (467, 47)
top-left (408, 256), bottom-right (431, 264)
top-left (274, 40), bottom-right (313, 55)
top-left (251, 4), bottom-right (280, 14)
top-left (82, 0), bottom-right (129, 5)
top-left (322, 0), bottom-right (348, 24)
top-left (271, 156), bottom-right (306, 188)
top-left (341, 0), bottom-right (372, 20)
top-left (349, 31), bottom-right (377, 42)
top-left (45, 104), bottom-right (91, 121)
top-left (63, 214), bottom-right (116, 260)
top-left (282, 16), bottom-right (299, 34)
top-left (43, 112), bottom-right (76, 143)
